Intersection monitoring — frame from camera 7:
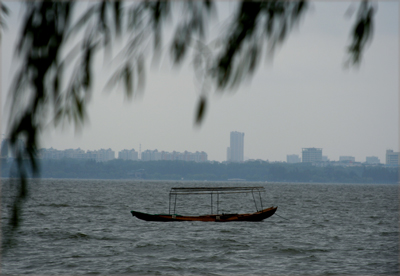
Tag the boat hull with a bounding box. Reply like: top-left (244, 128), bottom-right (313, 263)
top-left (131, 206), bottom-right (277, 222)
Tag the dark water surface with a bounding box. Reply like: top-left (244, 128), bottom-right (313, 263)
top-left (1, 179), bottom-right (398, 275)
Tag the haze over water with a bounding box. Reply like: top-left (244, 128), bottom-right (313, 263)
top-left (1, 179), bottom-right (398, 275)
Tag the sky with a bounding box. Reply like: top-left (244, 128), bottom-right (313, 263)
top-left (1, 1), bottom-right (399, 163)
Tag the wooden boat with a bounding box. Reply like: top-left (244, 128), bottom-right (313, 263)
top-left (131, 186), bottom-right (277, 222)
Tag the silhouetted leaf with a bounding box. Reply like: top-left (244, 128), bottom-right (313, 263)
top-left (137, 54), bottom-right (145, 92)
top-left (66, 5), bottom-right (97, 40)
top-left (124, 64), bottom-right (133, 98)
top-left (1, 3), bottom-right (9, 14)
top-left (113, 1), bottom-right (121, 36)
top-left (346, 0), bottom-right (375, 66)
top-left (0, 2), bottom-right (9, 35)
top-left (248, 44), bottom-right (259, 73)
top-left (195, 97), bottom-right (207, 125)
top-left (171, 25), bottom-right (189, 63)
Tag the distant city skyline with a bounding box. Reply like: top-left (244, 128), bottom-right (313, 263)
top-left (1, 138), bottom-right (397, 165)
top-left (1, 2), bottom-right (398, 163)
top-left (12, 144), bottom-right (209, 163)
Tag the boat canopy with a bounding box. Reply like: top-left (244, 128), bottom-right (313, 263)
top-left (169, 186), bottom-right (266, 214)
top-left (170, 186), bottom-right (265, 195)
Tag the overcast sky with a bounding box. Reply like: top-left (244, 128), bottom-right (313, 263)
top-left (1, 1), bottom-right (399, 162)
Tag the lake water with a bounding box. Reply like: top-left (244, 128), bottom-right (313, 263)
top-left (1, 179), bottom-right (398, 275)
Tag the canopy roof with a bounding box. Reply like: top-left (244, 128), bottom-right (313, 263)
top-left (170, 186), bottom-right (265, 195)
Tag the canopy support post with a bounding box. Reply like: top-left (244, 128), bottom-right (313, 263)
top-left (252, 190), bottom-right (258, 211)
top-left (211, 192), bottom-right (213, 214)
top-left (217, 192), bottom-right (219, 215)
top-left (174, 194), bottom-right (177, 214)
top-left (259, 190), bottom-right (263, 210)
top-left (169, 192), bottom-right (171, 214)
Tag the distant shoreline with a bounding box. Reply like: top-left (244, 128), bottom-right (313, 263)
top-left (2, 158), bottom-right (398, 184)
top-left (1, 178), bottom-right (398, 186)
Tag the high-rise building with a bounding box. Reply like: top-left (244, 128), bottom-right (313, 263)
top-left (339, 156), bottom-right (355, 162)
top-left (141, 149), bottom-right (161, 161)
top-left (88, 148), bottom-right (115, 162)
top-left (118, 149), bottom-right (139, 161)
top-left (287, 154), bottom-right (301, 163)
top-left (141, 149), bottom-right (207, 162)
top-left (365, 156), bottom-right (380, 164)
top-left (302, 148), bottom-right (322, 163)
top-left (228, 131), bottom-right (244, 162)
top-left (39, 147), bottom-right (115, 162)
top-left (386, 150), bottom-right (399, 166)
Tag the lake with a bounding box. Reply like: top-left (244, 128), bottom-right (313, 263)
top-left (1, 179), bottom-right (398, 275)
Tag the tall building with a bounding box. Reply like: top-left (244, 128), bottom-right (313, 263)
top-left (141, 149), bottom-right (161, 161)
top-left (302, 148), bottom-right (322, 163)
top-left (194, 151), bottom-right (208, 162)
top-left (322, 156), bottom-right (329, 162)
top-left (386, 150), bottom-right (399, 166)
top-left (226, 147), bottom-right (231, 161)
top-left (365, 156), bottom-right (380, 164)
top-left (141, 149), bottom-right (207, 162)
top-left (89, 148), bottom-right (115, 162)
top-left (118, 149), bottom-right (139, 161)
top-left (39, 147), bottom-right (115, 162)
top-left (339, 156), bottom-right (355, 162)
top-left (228, 131), bottom-right (244, 162)
top-left (64, 148), bottom-right (86, 158)
top-left (287, 154), bottom-right (301, 163)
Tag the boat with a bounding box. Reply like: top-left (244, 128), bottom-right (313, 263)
top-left (131, 186), bottom-right (277, 222)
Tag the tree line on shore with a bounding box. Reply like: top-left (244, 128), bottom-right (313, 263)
top-left (1, 158), bottom-right (398, 184)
